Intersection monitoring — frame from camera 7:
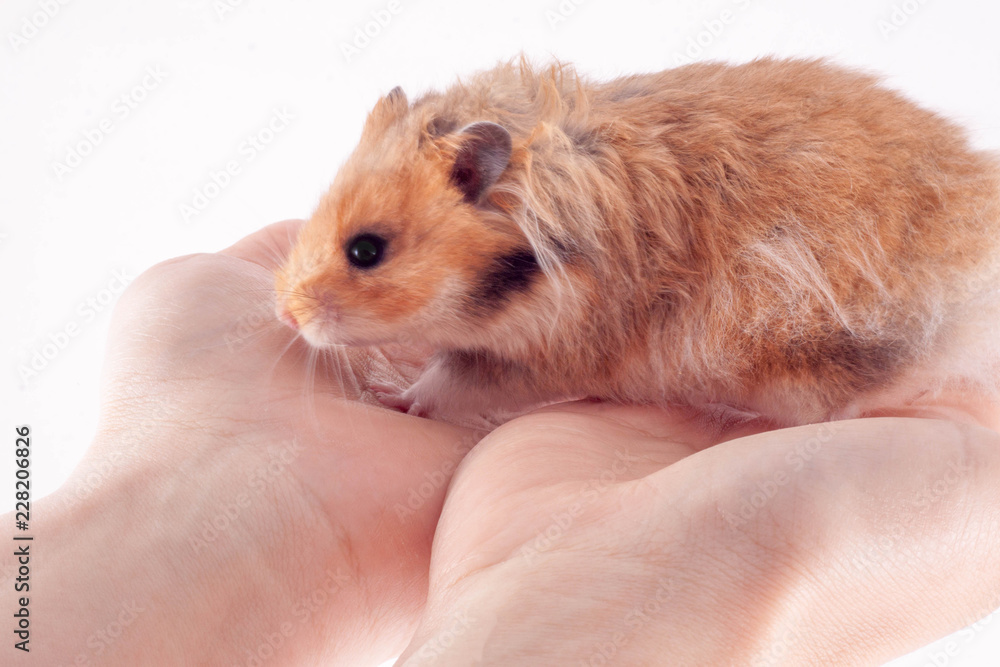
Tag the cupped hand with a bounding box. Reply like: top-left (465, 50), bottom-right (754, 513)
top-left (397, 402), bottom-right (1000, 665)
top-left (18, 219), bottom-right (1000, 667)
top-left (31, 220), bottom-right (483, 666)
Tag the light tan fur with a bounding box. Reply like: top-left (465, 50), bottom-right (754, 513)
top-left (276, 57), bottom-right (1000, 426)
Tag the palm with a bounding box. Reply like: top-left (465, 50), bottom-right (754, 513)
top-left (401, 403), bottom-right (1000, 665)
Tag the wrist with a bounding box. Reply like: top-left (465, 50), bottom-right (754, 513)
top-left (17, 428), bottom-right (374, 666)
top-left (21, 448), bottom-right (274, 665)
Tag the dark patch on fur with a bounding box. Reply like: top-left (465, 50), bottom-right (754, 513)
top-left (545, 234), bottom-right (577, 262)
top-left (566, 125), bottom-right (602, 156)
top-left (819, 334), bottom-right (901, 390)
top-left (419, 116), bottom-right (457, 149)
top-left (651, 286), bottom-right (681, 318)
top-left (426, 116), bottom-right (458, 138)
top-left (466, 247), bottom-right (540, 314)
top-left (788, 329), bottom-right (904, 393)
top-left (444, 348), bottom-right (521, 387)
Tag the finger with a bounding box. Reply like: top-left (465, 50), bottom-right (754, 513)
top-left (475, 401), bottom-right (777, 483)
top-left (462, 403), bottom-right (737, 492)
top-left (641, 417), bottom-right (1000, 665)
top-left (218, 219), bottom-right (305, 271)
top-left (531, 400), bottom-right (779, 448)
top-left (865, 386), bottom-right (1000, 432)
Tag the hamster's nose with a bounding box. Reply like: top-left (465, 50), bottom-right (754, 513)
top-left (278, 305), bottom-right (299, 330)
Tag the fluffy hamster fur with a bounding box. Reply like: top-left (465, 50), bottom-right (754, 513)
top-left (276, 57), bottom-right (1000, 426)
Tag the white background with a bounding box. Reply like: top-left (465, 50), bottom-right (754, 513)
top-left (2, 0), bottom-right (999, 665)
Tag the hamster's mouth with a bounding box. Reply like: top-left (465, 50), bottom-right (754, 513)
top-left (297, 317), bottom-right (396, 350)
top-left (277, 295), bottom-right (416, 350)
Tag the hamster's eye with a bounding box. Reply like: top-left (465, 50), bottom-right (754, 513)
top-left (346, 234), bottom-right (386, 269)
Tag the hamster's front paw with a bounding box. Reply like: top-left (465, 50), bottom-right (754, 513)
top-left (372, 371), bottom-right (503, 428)
top-left (369, 355), bottom-right (542, 429)
top-left (369, 380), bottom-right (432, 417)
top-left (408, 380), bottom-right (530, 430)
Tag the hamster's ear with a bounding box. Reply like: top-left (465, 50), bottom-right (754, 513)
top-left (385, 86), bottom-right (407, 106)
top-left (451, 121), bottom-right (512, 204)
top-left (362, 86), bottom-right (409, 137)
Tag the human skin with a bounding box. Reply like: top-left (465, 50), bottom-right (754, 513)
top-left (397, 405), bottom-right (1000, 665)
top-left (5, 220), bottom-right (999, 666)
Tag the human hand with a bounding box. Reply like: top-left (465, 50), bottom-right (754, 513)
top-left (11, 220), bottom-right (485, 666)
top-left (396, 402), bottom-right (1000, 665)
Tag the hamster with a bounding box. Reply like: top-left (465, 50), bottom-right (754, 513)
top-left (274, 57), bottom-right (1000, 427)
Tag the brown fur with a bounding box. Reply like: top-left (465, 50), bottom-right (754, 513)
top-left (276, 57), bottom-right (1000, 426)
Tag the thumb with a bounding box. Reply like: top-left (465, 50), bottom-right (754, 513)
top-left (218, 218), bottom-right (305, 270)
